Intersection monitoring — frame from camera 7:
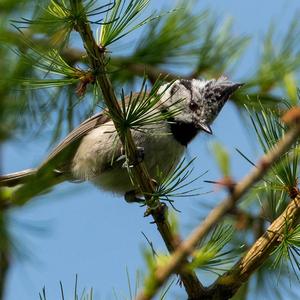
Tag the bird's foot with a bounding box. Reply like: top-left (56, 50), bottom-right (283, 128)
top-left (144, 202), bottom-right (167, 222)
top-left (117, 147), bottom-right (145, 168)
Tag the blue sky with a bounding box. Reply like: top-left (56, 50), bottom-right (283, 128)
top-left (3, 0), bottom-right (300, 299)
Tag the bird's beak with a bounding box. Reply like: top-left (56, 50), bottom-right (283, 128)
top-left (198, 123), bottom-right (213, 134)
top-left (196, 81), bottom-right (244, 135)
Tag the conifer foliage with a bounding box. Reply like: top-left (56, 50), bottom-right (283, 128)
top-left (1, 1), bottom-right (300, 299)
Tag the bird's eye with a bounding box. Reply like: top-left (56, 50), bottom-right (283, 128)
top-left (189, 101), bottom-right (198, 111)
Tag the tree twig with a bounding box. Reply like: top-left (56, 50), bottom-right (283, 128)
top-left (136, 118), bottom-right (300, 300)
top-left (207, 193), bottom-right (300, 299)
top-left (69, 1), bottom-right (205, 298)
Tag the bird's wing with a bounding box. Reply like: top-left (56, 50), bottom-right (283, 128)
top-left (38, 92), bottom-right (142, 173)
top-left (39, 111), bottom-right (111, 174)
top-left (0, 93), bottom-right (153, 187)
top-left (0, 168), bottom-right (37, 187)
top-left (0, 112), bottom-right (111, 186)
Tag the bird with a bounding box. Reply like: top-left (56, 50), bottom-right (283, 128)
top-left (0, 77), bottom-right (243, 205)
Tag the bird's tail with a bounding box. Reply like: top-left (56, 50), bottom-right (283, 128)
top-left (0, 168), bottom-right (37, 187)
top-left (0, 168), bottom-right (66, 206)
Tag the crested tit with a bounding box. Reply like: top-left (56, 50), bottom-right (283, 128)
top-left (0, 77), bottom-right (243, 202)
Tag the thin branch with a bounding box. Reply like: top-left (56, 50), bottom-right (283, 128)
top-left (208, 193), bottom-right (300, 299)
top-left (69, 1), bottom-right (205, 298)
top-left (136, 118), bottom-right (300, 300)
top-left (111, 57), bottom-right (180, 84)
top-left (0, 28), bottom-right (175, 79)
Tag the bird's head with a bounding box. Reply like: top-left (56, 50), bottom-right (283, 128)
top-left (159, 77), bottom-right (243, 134)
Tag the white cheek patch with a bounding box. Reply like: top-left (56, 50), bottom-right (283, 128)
top-left (166, 86), bottom-right (191, 108)
top-left (177, 89), bottom-right (191, 103)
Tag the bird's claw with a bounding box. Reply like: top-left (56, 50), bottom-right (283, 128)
top-left (144, 202), bottom-right (167, 222)
top-left (118, 147), bottom-right (145, 168)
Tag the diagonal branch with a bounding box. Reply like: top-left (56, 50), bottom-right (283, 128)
top-left (136, 116), bottom-right (300, 300)
top-left (69, 1), bottom-right (205, 298)
top-left (208, 193), bottom-right (300, 299)
top-left (0, 28), bottom-right (282, 107)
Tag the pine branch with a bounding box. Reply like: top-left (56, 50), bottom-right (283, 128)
top-left (111, 57), bottom-right (180, 84)
top-left (69, 1), bottom-right (205, 298)
top-left (135, 111), bottom-right (300, 300)
top-left (0, 28), bottom-right (282, 112)
top-left (208, 193), bottom-right (300, 299)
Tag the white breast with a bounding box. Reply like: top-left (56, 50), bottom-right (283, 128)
top-left (71, 121), bottom-right (185, 194)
